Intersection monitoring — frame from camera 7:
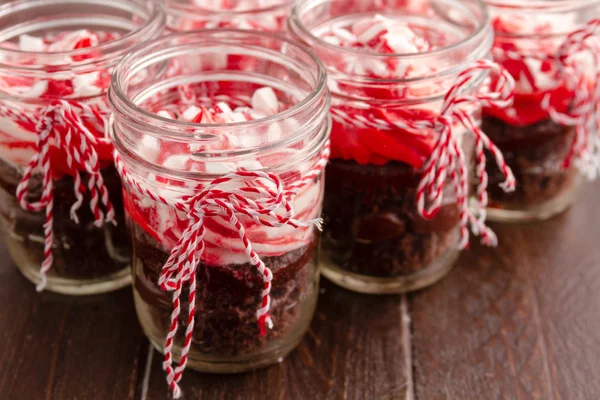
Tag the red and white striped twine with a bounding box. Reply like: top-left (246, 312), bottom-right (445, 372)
top-left (497, 19), bottom-right (600, 178)
top-left (115, 140), bottom-right (329, 399)
top-left (0, 100), bottom-right (115, 291)
top-left (331, 59), bottom-right (516, 249)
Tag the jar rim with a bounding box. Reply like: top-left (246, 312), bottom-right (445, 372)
top-left (164, 0), bottom-right (292, 18)
top-left (109, 29), bottom-right (328, 132)
top-left (110, 113), bottom-right (331, 180)
top-left (484, 0), bottom-right (599, 11)
top-left (485, 0), bottom-right (600, 39)
top-left (0, 0), bottom-right (165, 69)
top-left (288, 0), bottom-right (490, 61)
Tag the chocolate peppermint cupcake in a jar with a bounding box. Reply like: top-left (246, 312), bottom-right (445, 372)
top-left (164, 0), bottom-right (291, 32)
top-left (109, 30), bottom-right (329, 397)
top-left (290, 0), bottom-right (516, 294)
top-left (0, 0), bottom-right (164, 294)
top-left (483, 1), bottom-right (600, 222)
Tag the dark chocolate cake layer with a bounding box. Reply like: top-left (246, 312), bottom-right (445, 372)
top-left (132, 227), bottom-right (318, 357)
top-left (482, 116), bottom-right (577, 208)
top-left (0, 158), bottom-right (130, 279)
top-left (323, 159), bottom-right (459, 278)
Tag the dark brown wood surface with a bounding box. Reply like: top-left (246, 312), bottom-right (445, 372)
top-left (1, 183), bottom-right (600, 400)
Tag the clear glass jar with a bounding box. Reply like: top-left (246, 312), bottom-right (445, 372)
top-left (109, 30), bottom-right (329, 391)
top-left (164, 0), bottom-right (292, 32)
top-left (0, 0), bottom-right (164, 294)
top-left (290, 0), bottom-right (515, 294)
top-left (483, 0), bottom-right (600, 222)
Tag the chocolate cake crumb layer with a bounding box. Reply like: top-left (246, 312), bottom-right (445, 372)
top-left (0, 158), bottom-right (130, 279)
top-left (131, 226), bottom-right (319, 357)
top-left (322, 159), bottom-right (459, 278)
top-left (482, 116), bottom-right (578, 208)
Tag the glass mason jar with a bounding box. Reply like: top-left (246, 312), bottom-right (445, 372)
top-left (109, 30), bottom-right (329, 394)
top-left (483, 0), bottom-right (600, 222)
top-left (290, 0), bottom-right (516, 294)
top-left (164, 0), bottom-right (292, 32)
top-left (0, 0), bottom-right (164, 294)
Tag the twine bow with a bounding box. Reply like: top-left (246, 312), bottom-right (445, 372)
top-left (416, 59), bottom-right (516, 249)
top-left (115, 141), bottom-right (329, 398)
top-left (331, 59), bottom-right (516, 249)
top-left (0, 100), bottom-right (115, 290)
top-left (494, 19), bottom-right (600, 178)
top-left (541, 19), bottom-right (600, 177)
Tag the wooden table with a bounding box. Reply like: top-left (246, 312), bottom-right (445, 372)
top-left (1, 183), bottom-right (600, 400)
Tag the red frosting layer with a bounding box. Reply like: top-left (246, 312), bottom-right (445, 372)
top-left (330, 106), bottom-right (436, 168)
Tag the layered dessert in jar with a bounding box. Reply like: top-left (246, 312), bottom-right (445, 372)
top-left (290, 0), bottom-right (516, 293)
top-left (164, 0), bottom-right (291, 32)
top-left (0, 0), bottom-right (164, 294)
top-left (109, 31), bottom-right (329, 396)
top-left (483, 0), bottom-right (600, 222)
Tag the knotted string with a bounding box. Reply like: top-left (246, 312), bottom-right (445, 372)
top-left (115, 141), bottom-right (329, 398)
top-left (331, 59), bottom-right (516, 249)
top-left (0, 100), bottom-right (115, 290)
top-left (495, 19), bottom-right (600, 178)
top-left (542, 19), bottom-right (600, 178)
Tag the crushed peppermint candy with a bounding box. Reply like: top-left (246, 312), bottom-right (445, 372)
top-left (4, 29), bottom-right (120, 58)
top-left (487, 11), bottom-right (591, 125)
top-left (486, 11), bottom-right (600, 179)
top-left (191, 0), bottom-right (288, 11)
top-left (167, 0), bottom-right (290, 32)
top-left (315, 14), bottom-right (457, 80)
top-left (157, 87), bottom-right (282, 124)
top-left (321, 14), bottom-right (432, 54)
top-left (0, 29), bottom-right (123, 172)
top-left (309, 15), bottom-right (474, 167)
top-left (137, 86), bottom-right (303, 173)
top-left (0, 30), bottom-right (120, 100)
top-left (491, 13), bottom-right (568, 95)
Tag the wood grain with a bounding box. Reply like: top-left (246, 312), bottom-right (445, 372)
top-left (410, 183), bottom-right (600, 400)
top-left (0, 247), bottom-right (147, 400)
top-left (2, 184), bottom-right (600, 399)
top-left (517, 184), bottom-right (600, 400)
top-left (143, 280), bottom-right (410, 400)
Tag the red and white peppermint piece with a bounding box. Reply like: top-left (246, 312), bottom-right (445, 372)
top-left (47, 29), bottom-right (100, 52)
top-left (157, 87), bottom-right (280, 126)
top-left (18, 34), bottom-right (45, 52)
top-left (251, 87), bottom-right (280, 116)
top-left (317, 15), bottom-right (444, 80)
